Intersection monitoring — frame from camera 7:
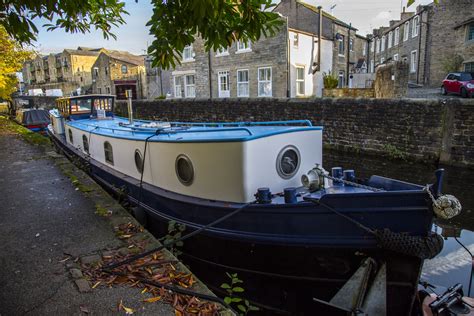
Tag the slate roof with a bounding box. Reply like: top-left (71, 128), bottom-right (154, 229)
top-left (103, 50), bottom-right (145, 66)
top-left (296, 1), bottom-right (358, 31)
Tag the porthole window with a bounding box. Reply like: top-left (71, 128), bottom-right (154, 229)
top-left (104, 141), bottom-right (114, 165)
top-left (68, 129), bottom-right (73, 144)
top-left (82, 135), bottom-right (89, 154)
top-left (134, 149), bottom-right (143, 173)
top-left (276, 145), bottom-right (300, 179)
top-left (175, 154), bottom-right (194, 186)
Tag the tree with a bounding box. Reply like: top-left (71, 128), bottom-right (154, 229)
top-left (407, 0), bottom-right (438, 7)
top-left (1, 0), bottom-right (282, 69)
top-left (0, 26), bottom-right (33, 104)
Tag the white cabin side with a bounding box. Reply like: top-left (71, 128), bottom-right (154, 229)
top-left (65, 123), bottom-right (323, 203)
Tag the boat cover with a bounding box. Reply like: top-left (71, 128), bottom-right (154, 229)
top-left (17, 109), bottom-right (50, 125)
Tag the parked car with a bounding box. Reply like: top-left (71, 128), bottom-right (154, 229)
top-left (441, 72), bottom-right (474, 98)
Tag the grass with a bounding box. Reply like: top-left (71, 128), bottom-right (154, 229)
top-left (0, 115), bottom-right (50, 146)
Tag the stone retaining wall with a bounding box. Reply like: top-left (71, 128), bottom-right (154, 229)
top-left (116, 97), bottom-right (474, 168)
top-left (322, 88), bottom-right (375, 98)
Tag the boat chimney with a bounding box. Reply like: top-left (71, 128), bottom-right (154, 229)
top-left (126, 89), bottom-right (134, 125)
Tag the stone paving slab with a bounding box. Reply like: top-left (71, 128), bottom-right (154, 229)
top-left (0, 117), bottom-right (229, 315)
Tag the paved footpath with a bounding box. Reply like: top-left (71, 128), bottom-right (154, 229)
top-left (0, 120), bottom-right (179, 315)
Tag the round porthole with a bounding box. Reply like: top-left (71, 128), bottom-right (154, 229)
top-left (175, 154), bottom-right (194, 186)
top-left (134, 149), bottom-right (143, 174)
top-left (276, 145), bottom-right (300, 179)
top-left (82, 135), bottom-right (89, 154)
top-left (68, 129), bottom-right (73, 144)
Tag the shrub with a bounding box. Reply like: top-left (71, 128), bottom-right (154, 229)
top-left (323, 72), bottom-right (339, 89)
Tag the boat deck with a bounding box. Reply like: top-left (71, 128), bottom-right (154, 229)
top-left (66, 117), bottom-right (323, 142)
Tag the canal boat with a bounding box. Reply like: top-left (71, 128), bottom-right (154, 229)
top-left (47, 95), bottom-right (460, 315)
top-left (15, 108), bottom-right (50, 134)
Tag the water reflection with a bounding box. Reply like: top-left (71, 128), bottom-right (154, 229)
top-left (324, 150), bottom-right (474, 292)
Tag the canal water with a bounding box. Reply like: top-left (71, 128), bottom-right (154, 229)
top-left (324, 150), bottom-right (474, 295)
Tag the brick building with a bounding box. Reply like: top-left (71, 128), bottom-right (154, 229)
top-left (370, 0), bottom-right (474, 86)
top-left (22, 47), bottom-right (103, 96)
top-left (169, 0), bottom-right (368, 99)
top-left (91, 51), bottom-right (146, 100)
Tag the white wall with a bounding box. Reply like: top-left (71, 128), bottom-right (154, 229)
top-left (288, 31), bottom-right (333, 97)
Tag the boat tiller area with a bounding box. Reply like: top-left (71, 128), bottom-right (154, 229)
top-left (312, 258), bottom-right (387, 316)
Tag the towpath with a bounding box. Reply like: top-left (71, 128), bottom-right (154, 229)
top-left (0, 117), bottom-right (225, 315)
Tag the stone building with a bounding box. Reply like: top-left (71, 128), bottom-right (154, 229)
top-left (22, 47), bottom-right (103, 96)
top-left (145, 57), bottom-right (172, 99)
top-left (169, 0), bottom-right (368, 99)
top-left (91, 51), bottom-right (146, 100)
top-left (370, 0), bottom-right (474, 86)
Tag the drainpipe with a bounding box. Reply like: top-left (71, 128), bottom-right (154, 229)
top-left (318, 6), bottom-right (322, 73)
top-left (346, 23), bottom-right (351, 86)
top-left (159, 68), bottom-right (163, 96)
top-left (286, 16), bottom-right (290, 98)
top-left (208, 51), bottom-right (213, 99)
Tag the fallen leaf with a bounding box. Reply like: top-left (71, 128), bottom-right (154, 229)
top-left (118, 299), bottom-right (134, 315)
top-left (59, 257), bottom-right (71, 263)
top-left (143, 296), bottom-right (161, 303)
top-left (92, 281), bottom-right (101, 289)
top-left (35, 233), bottom-right (40, 237)
top-left (79, 305), bottom-right (90, 314)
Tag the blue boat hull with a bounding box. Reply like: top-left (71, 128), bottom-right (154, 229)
top-left (49, 130), bottom-right (430, 315)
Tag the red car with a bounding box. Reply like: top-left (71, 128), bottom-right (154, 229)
top-left (441, 72), bottom-right (474, 98)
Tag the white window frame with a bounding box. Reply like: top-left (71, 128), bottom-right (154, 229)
top-left (362, 43), bottom-right (367, 56)
top-left (338, 35), bottom-right (345, 56)
top-left (370, 40), bottom-right (374, 53)
top-left (349, 38), bottom-right (354, 52)
top-left (296, 66), bottom-right (305, 96)
top-left (218, 71), bottom-right (230, 98)
top-left (412, 16), bottom-right (420, 38)
top-left (393, 54), bottom-right (399, 61)
top-left (182, 45), bottom-right (194, 62)
top-left (257, 67), bottom-right (272, 97)
top-left (293, 33), bottom-right (299, 48)
top-left (338, 71), bottom-right (345, 88)
top-left (174, 76), bottom-right (182, 98)
top-left (410, 50), bottom-right (417, 73)
top-left (403, 22), bottom-right (410, 41)
top-left (216, 47), bottom-right (229, 57)
top-left (394, 27), bottom-right (400, 45)
top-left (370, 60), bottom-right (375, 73)
top-left (375, 38), bottom-right (380, 53)
top-left (388, 31), bottom-right (393, 48)
top-left (381, 57), bottom-right (385, 64)
top-left (236, 69), bottom-right (249, 97)
top-left (184, 74), bottom-right (195, 98)
top-left (236, 41), bottom-right (251, 53)
top-left (381, 35), bottom-right (386, 52)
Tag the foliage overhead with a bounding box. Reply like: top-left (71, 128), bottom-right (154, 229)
top-left (0, 0), bottom-right (128, 44)
top-left (407, 0), bottom-right (438, 7)
top-left (0, 26), bottom-right (33, 101)
top-left (147, 0), bottom-right (284, 69)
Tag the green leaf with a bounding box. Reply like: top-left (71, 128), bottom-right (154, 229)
top-left (220, 283), bottom-right (231, 289)
top-left (224, 297), bottom-right (232, 305)
top-left (249, 306), bottom-right (260, 311)
top-left (231, 297), bottom-right (242, 303)
top-left (237, 305), bottom-right (247, 312)
top-left (232, 287), bottom-right (244, 293)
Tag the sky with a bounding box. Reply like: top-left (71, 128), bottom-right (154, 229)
top-left (34, 0), bottom-right (433, 56)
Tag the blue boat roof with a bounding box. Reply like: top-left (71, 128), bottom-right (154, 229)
top-left (66, 117), bottom-right (323, 143)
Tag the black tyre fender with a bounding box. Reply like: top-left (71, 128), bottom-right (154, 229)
top-left (461, 87), bottom-right (468, 98)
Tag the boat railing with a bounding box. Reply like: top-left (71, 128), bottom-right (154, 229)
top-left (72, 121), bottom-right (254, 136)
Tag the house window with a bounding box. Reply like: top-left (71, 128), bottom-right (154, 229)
top-left (121, 65), bottom-right (127, 74)
top-left (237, 69), bottom-right (249, 97)
top-left (404, 22), bottom-right (410, 41)
top-left (105, 67), bottom-right (109, 75)
top-left (237, 41), bottom-right (251, 52)
top-left (93, 67), bottom-right (99, 77)
top-left (106, 87), bottom-right (110, 94)
top-left (370, 60), bottom-right (375, 73)
top-left (465, 62), bottom-right (474, 72)
top-left (258, 67), bottom-right (272, 97)
top-left (467, 23), bottom-right (474, 41)
top-left (218, 71), bottom-right (230, 98)
top-left (98, 87), bottom-right (102, 94)
top-left (174, 76), bottom-right (182, 98)
top-left (394, 27), bottom-right (400, 45)
top-left (296, 66), bottom-right (305, 96)
top-left (412, 16), bottom-right (420, 37)
top-left (338, 71), bottom-right (345, 88)
top-left (394, 54), bottom-right (399, 61)
top-left (104, 141), bottom-right (114, 165)
top-left (375, 38), bottom-right (380, 53)
top-left (183, 45), bottom-right (194, 61)
top-left (216, 47), bottom-right (229, 56)
top-left (293, 33), bottom-right (299, 48)
top-left (370, 40), bottom-right (374, 53)
top-left (338, 35), bottom-right (345, 56)
top-left (184, 75), bottom-right (195, 98)
top-left (349, 38), bottom-right (354, 52)
top-left (381, 57), bottom-right (385, 64)
top-left (410, 50), bottom-right (417, 73)
top-left (388, 31), bottom-right (393, 48)
top-left (381, 35), bottom-right (385, 52)
top-left (362, 43), bottom-right (367, 56)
